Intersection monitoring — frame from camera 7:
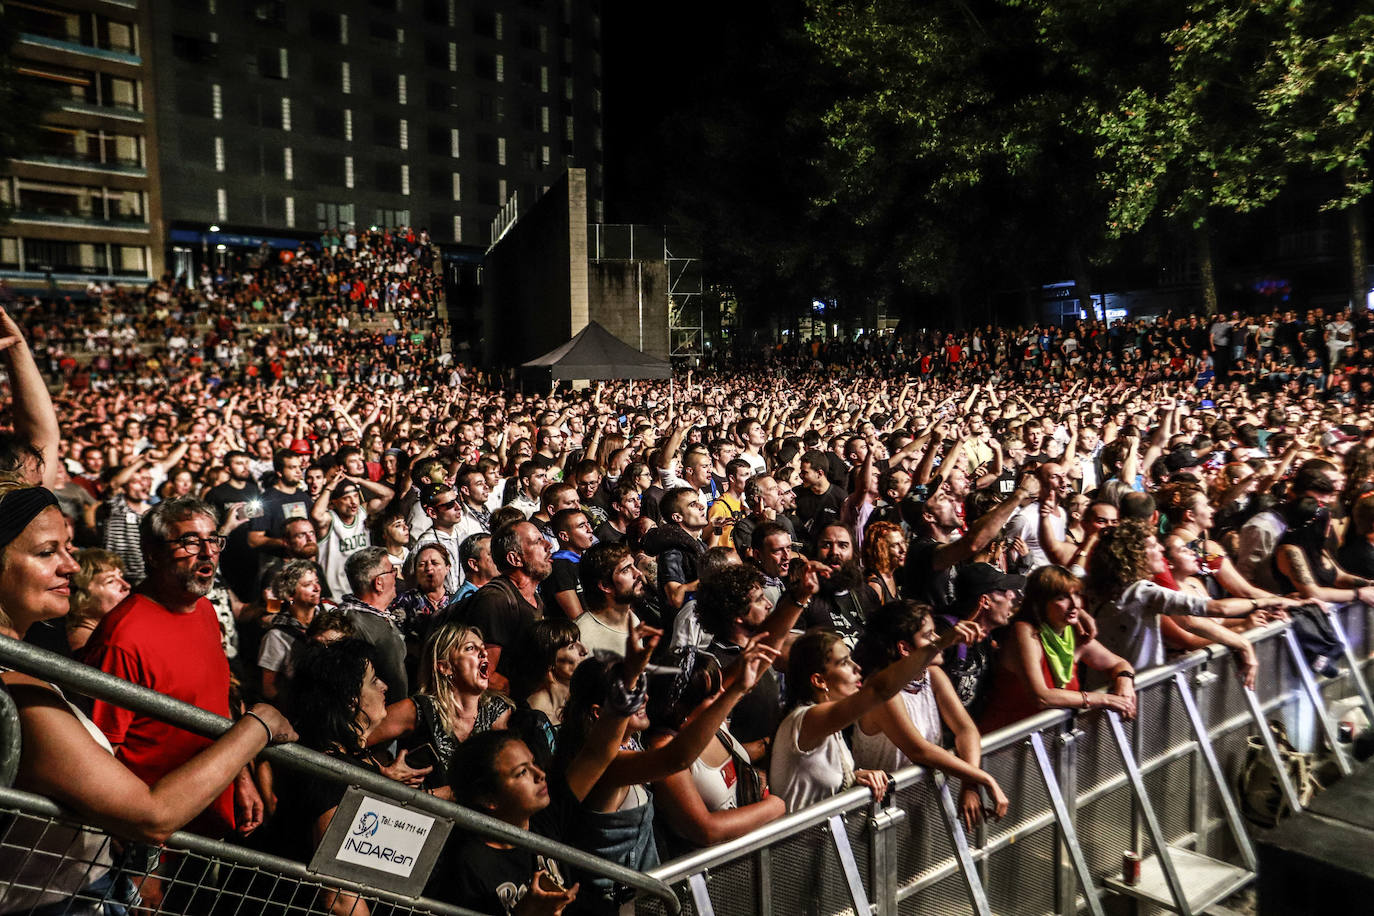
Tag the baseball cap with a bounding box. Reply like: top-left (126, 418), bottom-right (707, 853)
top-left (1322, 428), bottom-right (1359, 449)
top-left (956, 562), bottom-right (1026, 608)
top-left (288, 438), bottom-right (313, 455)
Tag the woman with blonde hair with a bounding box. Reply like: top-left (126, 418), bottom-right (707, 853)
top-left (25, 547), bottom-right (129, 656)
top-left (367, 619), bottom-right (510, 794)
top-left (862, 520), bottom-right (906, 604)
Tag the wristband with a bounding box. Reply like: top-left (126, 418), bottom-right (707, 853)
top-left (606, 672), bottom-right (648, 717)
top-left (1081, 691), bottom-right (1091, 710)
top-left (1115, 671), bottom-right (1135, 681)
top-left (243, 709), bottom-right (276, 745)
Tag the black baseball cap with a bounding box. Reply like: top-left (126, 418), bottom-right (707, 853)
top-left (956, 562), bottom-right (1026, 608)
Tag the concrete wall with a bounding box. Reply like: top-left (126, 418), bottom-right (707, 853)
top-left (482, 169), bottom-right (588, 366)
top-left (483, 169), bottom-right (673, 367)
top-left (589, 260), bottom-right (669, 360)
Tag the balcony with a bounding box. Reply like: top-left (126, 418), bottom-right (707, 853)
top-left (56, 99), bottom-right (144, 122)
top-left (12, 154), bottom-right (146, 178)
top-left (17, 34), bottom-right (141, 67)
top-left (6, 210), bottom-right (149, 231)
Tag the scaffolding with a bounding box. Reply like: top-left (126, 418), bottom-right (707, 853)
top-left (587, 224), bottom-right (704, 359)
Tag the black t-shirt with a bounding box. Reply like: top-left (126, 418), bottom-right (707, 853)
top-left (902, 537), bottom-right (958, 611)
top-left (459, 577), bottom-right (544, 675)
top-left (539, 557), bottom-right (583, 613)
top-left (806, 588), bottom-right (876, 646)
top-left (205, 480), bottom-right (262, 521)
top-left (793, 483), bottom-right (845, 542)
top-left (936, 616), bottom-right (996, 718)
top-left (705, 639), bottom-right (783, 744)
top-left (250, 486), bottom-right (311, 543)
top-left (593, 520), bottom-right (627, 546)
top-left (430, 836), bottom-right (569, 915)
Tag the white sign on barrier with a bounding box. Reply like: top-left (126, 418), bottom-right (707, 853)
top-left (334, 797), bottom-right (434, 877)
top-left (309, 787), bottom-right (452, 896)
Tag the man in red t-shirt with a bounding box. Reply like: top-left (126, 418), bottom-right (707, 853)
top-left (86, 497), bottom-right (261, 840)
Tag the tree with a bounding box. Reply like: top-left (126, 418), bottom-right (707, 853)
top-left (1090, 1), bottom-right (1290, 314)
top-left (1256, 3), bottom-right (1374, 307)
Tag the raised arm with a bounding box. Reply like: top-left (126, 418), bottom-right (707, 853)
top-left (0, 308), bottom-right (60, 487)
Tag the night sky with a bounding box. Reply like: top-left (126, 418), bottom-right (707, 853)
top-left (601, 0), bottom-right (785, 225)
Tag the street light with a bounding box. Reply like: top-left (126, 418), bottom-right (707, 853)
top-left (209, 225), bottom-right (220, 232)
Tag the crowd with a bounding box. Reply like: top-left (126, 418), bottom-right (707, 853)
top-left (2, 237), bottom-right (1372, 914)
top-left (13, 225), bottom-right (451, 391)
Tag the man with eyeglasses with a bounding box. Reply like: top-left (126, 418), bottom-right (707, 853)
top-left (86, 497), bottom-right (266, 849)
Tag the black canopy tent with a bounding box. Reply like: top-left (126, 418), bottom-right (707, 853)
top-left (521, 321), bottom-right (672, 380)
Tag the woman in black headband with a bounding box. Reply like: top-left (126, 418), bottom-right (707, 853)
top-left (0, 480), bottom-right (298, 915)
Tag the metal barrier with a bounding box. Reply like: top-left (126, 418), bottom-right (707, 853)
top-left (0, 637), bottom-right (682, 915)
top-left (642, 605), bottom-right (1374, 916)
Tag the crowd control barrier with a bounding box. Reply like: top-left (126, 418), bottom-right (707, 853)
top-left (0, 637), bottom-right (681, 916)
top-left (642, 604), bottom-right (1374, 916)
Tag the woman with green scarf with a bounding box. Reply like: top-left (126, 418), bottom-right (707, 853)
top-left (978, 565), bottom-right (1136, 734)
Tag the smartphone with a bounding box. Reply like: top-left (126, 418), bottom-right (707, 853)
top-left (246, 499), bottom-right (264, 519)
top-left (405, 743), bottom-right (438, 770)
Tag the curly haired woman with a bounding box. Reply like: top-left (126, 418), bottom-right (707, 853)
top-left (1084, 520), bottom-right (1287, 688)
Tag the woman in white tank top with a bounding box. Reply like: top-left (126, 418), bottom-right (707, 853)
top-left (768, 621), bottom-right (984, 814)
top-left (850, 602), bottom-right (1009, 829)
top-left (645, 652), bottom-right (785, 851)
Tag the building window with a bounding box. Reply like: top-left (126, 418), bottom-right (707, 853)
top-left (285, 195), bottom-right (295, 227)
top-left (281, 97), bottom-right (291, 130)
top-left (564, 116), bottom-right (574, 142)
top-left (211, 84), bottom-right (222, 119)
top-left (283, 147), bottom-right (293, 179)
top-left (341, 61), bottom-right (351, 93)
top-left (540, 65), bottom-right (548, 93)
top-left (345, 155), bottom-right (354, 188)
top-left (214, 136), bottom-right (225, 171)
top-left (449, 42), bottom-right (457, 72)
top-left (217, 187), bottom-right (227, 221)
top-left (399, 119), bottom-right (409, 150)
top-left (497, 136), bottom-right (506, 166)
top-left (563, 76), bottom-right (573, 100)
top-left (453, 214), bottom-right (461, 243)
top-left (401, 165), bottom-right (410, 195)
top-left (340, 13), bottom-right (349, 44)
top-left (541, 106), bottom-right (549, 133)
top-left (344, 109), bottom-right (353, 141)
top-left (495, 54), bottom-right (504, 82)
top-left (498, 179), bottom-right (507, 204)
top-left (451, 128), bottom-right (460, 158)
top-left (317, 201), bottom-right (356, 229)
top-left (452, 172), bottom-right (461, 200)
top-left (397, 74), bottom-right (407, 105)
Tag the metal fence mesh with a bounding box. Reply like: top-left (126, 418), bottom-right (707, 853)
top-left (0, 803), bottom-right (462, 916)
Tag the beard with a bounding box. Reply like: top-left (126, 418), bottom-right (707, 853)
top-left (173, 561), bottom-right (217, 598)
top-left (821, 560), bottom-right (864, 596)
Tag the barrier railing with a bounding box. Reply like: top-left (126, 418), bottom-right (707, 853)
top-left (642, 604), bottom-right (1374, 916)
top-left (0, 637), bottom-right (682, 915)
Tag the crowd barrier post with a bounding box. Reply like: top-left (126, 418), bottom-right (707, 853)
top-left (867, 788), bottom-right (904, 916)
top-left (0, 687), bottom-right (19, 789)
top-left (824, 812), bottom-right (871, 916)
top-left (931, 773), bottom-right (992, 915)
top-left (0, 636), bottom-right (683, 914)
top-left (1052, 720), bottom-right (1087, 916)
top-left (1028, 729), bottom-right (1106, 916)
top-left (1282, 627), bottom-right (1355, 776)
top-left (1327, 607), bottom-right (1374, 725)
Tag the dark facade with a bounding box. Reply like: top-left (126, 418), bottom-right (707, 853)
top-left (150, 0), bottom-right (604, 265)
